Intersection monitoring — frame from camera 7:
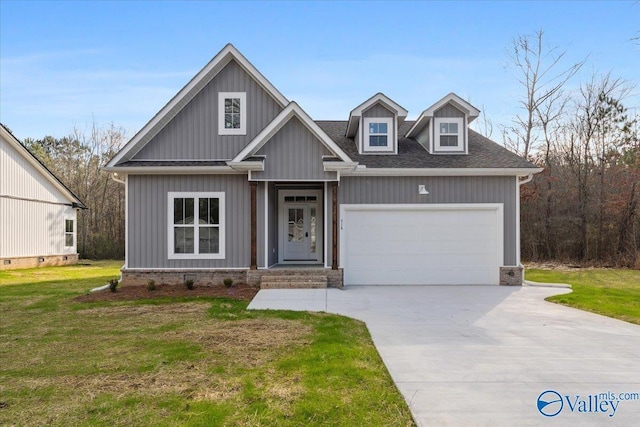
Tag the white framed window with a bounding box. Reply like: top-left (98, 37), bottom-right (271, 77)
top-left (363, 117), bottom-right (393, 152)
top-left (64, 219), bottom-right (74, 247)
top-left (434, 117), bottom-right (464, 152)
top-left (218, 92), bottom-right (246, 135)
top-left (168, 192), bottom-right (225, 259)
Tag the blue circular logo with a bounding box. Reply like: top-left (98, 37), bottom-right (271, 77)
top-left (537, 390), bottom-right (563, 417)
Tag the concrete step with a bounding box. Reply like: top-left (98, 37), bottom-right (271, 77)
top-left (260, 274), bottom-right (328, 289)
top-left (260, 275), bottom-right (327, 282)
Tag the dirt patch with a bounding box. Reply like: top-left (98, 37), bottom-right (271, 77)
top-left (75, 283), bottom-right (259, 303)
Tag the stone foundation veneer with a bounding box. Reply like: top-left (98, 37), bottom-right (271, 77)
top-left (124, 268), bottom-right (344, 288)
top-left (0, 254), bottom-right (79, 270)
top-left (499, 266), bottom-right (524, 286)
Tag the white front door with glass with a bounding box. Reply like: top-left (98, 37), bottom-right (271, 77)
top-left (279, 190), bottom-right (323, 263)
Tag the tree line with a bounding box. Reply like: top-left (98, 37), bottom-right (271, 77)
top-left (23, 123), bottom-right (126, 260)
top-left (500, 30), bottom-right (639, 268)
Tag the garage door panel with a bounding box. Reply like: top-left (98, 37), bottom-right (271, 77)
top-left (342, 206), bottom-right (502, 285)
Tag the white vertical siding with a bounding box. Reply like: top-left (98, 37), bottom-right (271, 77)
top-left (0, 197), bottom-right (76, 258)
top-left (1, 132), bottom-right (79, 258)
top-left (1, 135), bottom-right (70, 203)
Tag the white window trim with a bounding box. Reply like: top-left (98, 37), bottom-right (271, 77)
top-left (167, 192), bottom-right (226, 260)
top-left (218, 92), bottom-right (247, 135)
top-left (363, 117), bottom-right (394, 152)
top-left (64, 217), bottom-right (75, 249)
top-left (434, 117), bottom-right (465, 152)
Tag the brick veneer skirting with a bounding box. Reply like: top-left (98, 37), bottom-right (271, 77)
top-left (123, 268), bottom-right (344, 288)
top-left (0, 254), bottom-right (79, 270)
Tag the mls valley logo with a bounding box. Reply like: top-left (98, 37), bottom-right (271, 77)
top-left (537, 389), bottom-right (640, 418)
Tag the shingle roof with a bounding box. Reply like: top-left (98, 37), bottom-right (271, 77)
top-left (316, 120), bottom-right (537, 169)
top-left (116, 160), bottom-right (228, 167)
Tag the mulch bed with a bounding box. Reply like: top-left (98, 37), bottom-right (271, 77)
top-left (75, 283), bottom-right (259, 303)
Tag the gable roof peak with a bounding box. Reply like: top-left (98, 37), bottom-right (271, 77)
top-left (231, 101), bottom-right (353, 165)
top-left (105, 43), bottom-right (289, 167)
top-left (405, 93), bottom-right (481, 138)
top-left (346, 93), bottom-right (408, 137)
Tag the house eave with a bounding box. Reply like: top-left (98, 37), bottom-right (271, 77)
top-left (102, 166), bottom-right (245, 175)
top-left (226, 160), bottom-right (265, 171)
top-left (343, 167), bottom-right (543, 177)
top-left (323, 161), bottom-right (359, 172)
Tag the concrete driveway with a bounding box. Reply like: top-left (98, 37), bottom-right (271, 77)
top-left (248, 285), bottom-right (640, 426)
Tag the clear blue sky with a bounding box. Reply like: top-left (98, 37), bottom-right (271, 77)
top-left (1, 0), bottom-right (638, 141)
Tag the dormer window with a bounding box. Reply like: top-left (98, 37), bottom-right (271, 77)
top-left (363, 117), bottom-right (393, 152)
top-left (218, 92), bottom-right (246, 135)
top-left (434, 117), bottom-right (464, 152)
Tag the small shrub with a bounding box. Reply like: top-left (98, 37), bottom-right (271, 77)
top-left (108, 279), bottom-right (119, 293)
top-left (223, 278), bottom-right (233, 288)
top-left (146, 280), bottom-right (156, 291)
top-left (184, 279), bottom-right (195, 290)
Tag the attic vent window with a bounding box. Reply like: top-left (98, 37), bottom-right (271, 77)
top-left (218, 92), bottom-right (247, 135)
top-left (363, 117), bottom-right (393, 152)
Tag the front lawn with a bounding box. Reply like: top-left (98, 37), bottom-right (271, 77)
top-left (525, 268), bottom-right (640, 325)
top-left (0, 261), bottom-right (414, 426)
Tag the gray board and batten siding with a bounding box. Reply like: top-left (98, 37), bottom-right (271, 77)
top-left (434, 104), bottom-right (465, 118)
top-left (132, 60), bottom-right (283, 161)
top-left (362, 103), bottom-right (395, 118)
top-left (339, 175), bottom-right (518, 265)
top-left (252, 117), bottom-right (337, 181)
top-left (128, 174), bottom-right (251, 269)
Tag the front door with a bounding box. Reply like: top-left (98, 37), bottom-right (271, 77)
top-left (279, 190), bottom-right (322, 263)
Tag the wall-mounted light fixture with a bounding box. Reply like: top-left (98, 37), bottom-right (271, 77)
top-left (418, 185), bottom-right (429, 195)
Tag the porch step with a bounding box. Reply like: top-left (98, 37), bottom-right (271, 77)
top-left (260, 274), bottom-right (328, 289)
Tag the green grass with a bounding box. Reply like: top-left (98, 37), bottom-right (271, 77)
top-left (525, 268), bottom-right (640, 325)
top-left (0, 261), bottom-right (414, 426)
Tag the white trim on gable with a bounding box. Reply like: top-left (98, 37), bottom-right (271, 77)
top-left (347, 92), bottom-right (408, 137)
top-left (406, 92), bottom-right (480, 138)
top-left (230, 102), bottom-right (354, 165)
top-left (106, 43), bottom-right (289, 167)
top-left (1, 125), bottom-right (85, 208)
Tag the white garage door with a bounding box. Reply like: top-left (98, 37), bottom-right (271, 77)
top-left (341, 205), bottom-right (503, 285)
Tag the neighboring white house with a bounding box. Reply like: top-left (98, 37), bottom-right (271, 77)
top-left (0, 124), bottom-right (86, 270)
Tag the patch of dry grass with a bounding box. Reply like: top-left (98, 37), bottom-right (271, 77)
top-left (1, 265), bottom-right (415, 426)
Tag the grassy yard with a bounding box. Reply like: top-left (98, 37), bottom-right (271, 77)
top-left (0, 261), bottom-right (414, 426)
top-left (525, 268), bottom-right (640, 325)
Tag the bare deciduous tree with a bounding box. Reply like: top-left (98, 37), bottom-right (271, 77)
top-left (503, 29), bottom-right (585, 159)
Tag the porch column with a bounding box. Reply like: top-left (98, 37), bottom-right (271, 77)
top-left (332, 181), bottom-right (338, 270)
top-left (250, 181), bottom-right (257, 270)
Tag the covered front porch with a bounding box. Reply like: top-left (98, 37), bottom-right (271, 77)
top-left (247, 181), bottom-right (343, 288)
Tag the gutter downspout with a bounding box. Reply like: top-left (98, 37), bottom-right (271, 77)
top-left (518, 173), bottom-right (534, 186)
top-left (111, 173), bottom-right (126, 185)
top-left (110, 173), bottom-right (126, 281)
top-left (517, 173), bottom-right (535, 282)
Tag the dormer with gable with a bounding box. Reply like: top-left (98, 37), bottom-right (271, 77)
top-left (346, 93), bottom-right (408, 155)
top-left (405, 93), bottom-right (480, 155)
